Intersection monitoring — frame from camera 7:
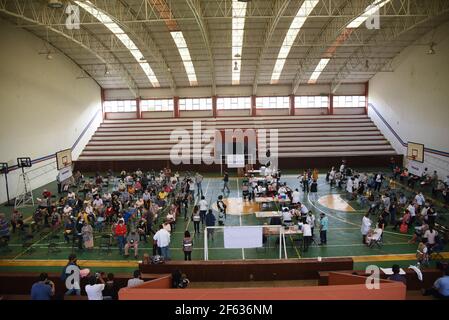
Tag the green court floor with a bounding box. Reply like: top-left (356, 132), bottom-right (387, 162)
top-left (1, 169), bottom-right (448, 274)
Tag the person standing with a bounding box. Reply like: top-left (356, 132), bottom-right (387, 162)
top-left (31, 273), bottom-right (55, 300)
top-left (153, 224), bottom-right (171, 260)
top-left (217, 195), bottom-right (227, 220)
top-left (195, 173), bottom-right (204, 197)
top-left (182, 230), bottom-right (193, 261)
top-left (302, 221), bottom-right (312, 252)
top-left (205, 209), bottom-right (216, 241)
top-left (222, 171), bottom-right (230, 193)
top-left (198, 196), bottom-right (208, 226)
top-left (81, 221), bottom-right (94, 251)
top-left (310, 180), bottom-right (318, 202)
top-left (114, 219), bottom-right (127, 255)
top-left (319, 213), bottom-right (328, 245)
top-left (192, 205), bottom-right (201, 234)
top-left (361, 213), bottom-right (372, 244)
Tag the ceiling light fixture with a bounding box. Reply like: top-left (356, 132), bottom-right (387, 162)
top-left (270, 0), bottom-right (319, 83)
top-left (234, 61), bottom-right (239, 71)
top-left (48, 0), bottom-right (64, 9)
top-left (427, 42), bottom-right (435, 55)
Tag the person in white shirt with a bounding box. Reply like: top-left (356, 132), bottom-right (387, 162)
top-left (198, 196), bottom-right (208, 226)
top-left (282, 208), bottom-right (292, 225)
top-left (407, 202), bottom-right (416, 224)
top-left (292, 189), bottom-right (301, 204)
top-left (423, 226), bottom-right (438, 247)
top-left (92, 196), bottom-right (103, 210)
top-left (299, 203), bottom-right (309, 216)
top-left (306, 212), bottom-right (316, 236)
top-left (127, 270), bottom-right (144, 288)
top-left (153, 225), bottom-right (171, 260)
top-left (85, 275), bottom-right (105, 300)
top-left (329, 167), bottom-right (336, 187)
top-left (415, 192), bottom-right (425, 207)
top-left (302, 221), bottom-right (312, 252)
top-left (346, 178), bottom-right (354, 194)
top-left (361, 213), bottom-right (372, 244)
top-left (63, 205), bottom-right (73, 218)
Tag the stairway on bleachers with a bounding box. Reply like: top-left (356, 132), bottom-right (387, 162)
top-left (78, 115), bottom-right (396, 161)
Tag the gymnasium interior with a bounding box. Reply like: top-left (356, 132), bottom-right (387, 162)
top-left (0, 0), bottom-right (448, 301)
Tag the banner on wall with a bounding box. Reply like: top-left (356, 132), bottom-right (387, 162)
top-left (407, 160), bottom-right (425, 176)
top-left (223, 226), bottom-right (263, 249)
top-left (58, 166), bottom-right (73, 183)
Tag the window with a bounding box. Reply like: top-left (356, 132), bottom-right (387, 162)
top-left (217, 97), bottom-right (251, 110)
top-left (295, 96), bottom-right (329, 108)
top-left (103, 100), bottom-right (137, 112)
top-left (179, 97), bottom-right (212, 111)
top-left (333, 96), bottom-right (366, 108)
top-left (255, 96), bottom-right (290, 109)
top-left (140, 99), bottom-right (174, 112)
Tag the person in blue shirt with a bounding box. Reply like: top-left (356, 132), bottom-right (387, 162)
top-left (319, 213), bottom-right (328, 245)
top-left (31, 273), bottom-right (55, 300)
top-left (423, 267), bottom-right (449, 299)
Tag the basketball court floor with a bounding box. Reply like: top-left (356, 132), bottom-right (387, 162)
top-left (1, 169), bottom-right (448, 275)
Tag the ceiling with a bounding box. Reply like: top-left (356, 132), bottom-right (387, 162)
top-left (1, 0), bottom-right (448, 97)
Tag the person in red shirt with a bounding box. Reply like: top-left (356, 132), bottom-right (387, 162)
top-left (114, 219), bottom-right (127, 255)
top-left (42, 189), bottom-right (51, 198)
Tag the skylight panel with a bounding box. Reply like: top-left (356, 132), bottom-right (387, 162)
top-left (308, 58), bottom-right (330, 84)
top-left (270, 0), bottom-right (319, 84)
top-left (75, 1), bottom-right (160, 87)
top-left (232, 0), bottom-right (247, 85)
top-left (346, 0), bottom-right (391, 29)
top-left (170, 31), bottom-right (198, 86)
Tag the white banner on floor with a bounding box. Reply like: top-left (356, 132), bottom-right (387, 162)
top-left (223, 226), bottom-right (263, 249)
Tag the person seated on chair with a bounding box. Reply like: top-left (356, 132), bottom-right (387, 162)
top-left (366, 223), bottom-right (383, 247)
top-left (124, 230), bottom-right (139, 259)
top-left (392, 209), bottom-right (411, 231)
top-left (0, 213), bottom-right (10, 242)
top-left (10, 209), bottom-right (24, 233)
top-left (423, 225), bottom-right (438, 251)
top-left (409, 222), bottom-right (429, 244)
top-left (63, 217), bottom-right (76, 244)
top-left (49, 208), bottom-right (61, 231)
top-left (387, 264), bottom-right (407, 285)
top-left (422, 267), bottom-right (449, 299)
top-left (416, 241), bottom-right (429, 266)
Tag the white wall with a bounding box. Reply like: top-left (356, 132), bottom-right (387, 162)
top-left (368, 21), bottom-right (449, 177)
top-left (0, 20), bottom-right (102, 204)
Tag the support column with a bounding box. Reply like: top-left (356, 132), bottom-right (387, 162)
top-left (289, 94), bottom-right (295, 116)
top-left (251, 95), bottom-right (256, 117)
top-left (329, 93), bottom-right (334, 115)
top-left (364, 82), bottom-right (369, 115)
top-left (136, 97), bottom-right (141, 119)
top-left (212, 95), bottom-right (217, 118)
top-left (174, 96), bottom-right (180, 118)
top-left (100, 88), bottom-right (106, 120)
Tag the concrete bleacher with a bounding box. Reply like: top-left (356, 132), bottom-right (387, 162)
top-left (76, 115), bottom-right (398, 170)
